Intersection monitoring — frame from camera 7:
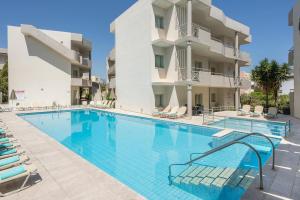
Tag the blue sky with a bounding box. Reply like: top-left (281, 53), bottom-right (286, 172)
top-left (0, 0), bottom-right (296, 79)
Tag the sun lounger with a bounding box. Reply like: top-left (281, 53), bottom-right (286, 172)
top-left (89, 101), bottom-right (95, 106)
top-left (152, 105), bottom-right (171, 117)
top-left (0, 164), bottom-right (38, 197)
top-left (0, 137), bottom-right (17, 144)
top-left (250, 106), bottom-right (264, 117)
top-left (161, 106), bottom-right (179, 118)
top-left (168, 106), bottom-right (187, 119)
top-left (0, 143), bottom-right (20, 150)
top-left (0, 155), bottom-right (29, 171)
top-left (0, 148), bottom-right (25, 160)
top-left (264, 107), bottom-right (278, 119)
top-left (238, 105), bottom-right (251, 116)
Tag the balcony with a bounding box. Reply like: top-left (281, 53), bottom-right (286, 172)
top-left (108, 65), bottom-right (115, 76)
top-left (109, 48), bottom-right (115, 61)
top-left (238, 51), bottom-right (251, 64)
top-left (178, 69), bottom-right (239, 88)
top-left (71, 78), bottom-right (92, 87)
top-left (73, 51), bottom-right (92, 68)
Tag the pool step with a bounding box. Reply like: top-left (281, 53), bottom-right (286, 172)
top-left (173, 165), bottom-right (257, 190)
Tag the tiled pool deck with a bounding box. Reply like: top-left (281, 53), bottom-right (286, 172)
top-left (0, 108), bottom-right (299, 200)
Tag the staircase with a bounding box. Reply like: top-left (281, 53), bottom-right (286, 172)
top-left (172, 165), bottom-right (257, 190)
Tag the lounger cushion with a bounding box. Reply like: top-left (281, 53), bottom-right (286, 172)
top-left (0, 156), bottom-right (20, 167)
top-left (0, 149), bottom-right (17, 156)
top-left (0, 143), bottom-right (13, 148)
top-left (0, 138), bottom-right (9, 143)
top-left (0, 165), bottom-right (26, 180)
top-left (0, 129), bottom-right (5, 134)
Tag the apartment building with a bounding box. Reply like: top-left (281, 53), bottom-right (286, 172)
top-left (110, 0), bottom-right (251, 117)
top-left (107, 48), bottom-right (116, 93)
top-left (8, 24), bottom-right (92, 107)
top-left (289, 2), bottom-right (300, 118)
top-left (0, 48), bottom-right (7, 70)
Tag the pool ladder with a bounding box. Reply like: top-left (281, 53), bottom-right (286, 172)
top-left (168, 133), bottom-right (276, 190)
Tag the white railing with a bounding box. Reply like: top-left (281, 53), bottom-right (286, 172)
top-left (178, 68), bottom-right (239, 87)
top-left (71, 78), bottom-right (92, 87)
top-left (238, 51), bottom-right (251, 62)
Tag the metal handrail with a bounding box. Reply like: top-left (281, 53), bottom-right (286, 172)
top-left (189, 132), bottom-right (276, 170)
top-left (168, 140), bottom-right (264, 189)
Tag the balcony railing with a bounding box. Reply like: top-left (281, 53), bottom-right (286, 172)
top-left (179, 68), bottom-right (239, 88)
top-left (71, 78), bottom-right (92, 87)
top-left (108, 65), bottom-right (115, 76)
top-left (73, 51), bottom-right (92, 68)
top-left (178, 23), bottom-right (250, 62)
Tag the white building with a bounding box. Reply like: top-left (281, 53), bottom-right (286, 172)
top-left (0, 48), bottom-right (7, 70)
top-left (8, 24), bottom-right (92, 107)
top-left (289, 2), bottom-right (300, 118)
top-left (110, 0), bottom-right (251, 116)
top-left (107, 48), bottom-right (116, 93)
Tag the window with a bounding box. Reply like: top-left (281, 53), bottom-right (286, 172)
top-left (211, 93), bottom-right (216, 103)
top-left (155, 55), bottom-right (164, 68)
top-left (193, 61), bottom-right (203, 72)
top-left (195, 94), bottom-right (203, 106)
top-left (155, 94), bottom-right (163, 107)
top-left (155, 15), bottom-right (164, 29)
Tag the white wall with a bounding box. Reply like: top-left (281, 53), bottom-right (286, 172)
top-left (292, 2), bottom-right (300, 118)
top-left (115, 0), bottom-right (154, 114)
top-left (8, 26), bottom-right (72, 107)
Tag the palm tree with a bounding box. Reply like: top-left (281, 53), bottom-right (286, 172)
top-left (251, 58), bottom-right (272, 108)
top-left (251, 58), bottom-right (290, 108)
top-left (270, 62), bottom-right (290, 106)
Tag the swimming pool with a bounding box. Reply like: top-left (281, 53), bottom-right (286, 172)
top-left (19, 110), bottom-right (281, 200)
top-left (209, 117), bottom-right (290, 137)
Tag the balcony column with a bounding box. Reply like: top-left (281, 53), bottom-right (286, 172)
top-left (187, 0), bottom-right (192, 37)
top-left (235, 31), bottom-right (239, 57)
top-left (187, 40), bottom-right (192, 118)
top-left (235, 60), bottom-right (240, 111)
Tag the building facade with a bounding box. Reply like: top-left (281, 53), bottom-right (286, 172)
top-left (0, 48), bottom-right (7, 70)
top-left (110, 0), bottom-right (251, 116)
top-left (289, 2), bottom-right (300, 118)
top-left (8, 24), bottom-right (92, 107)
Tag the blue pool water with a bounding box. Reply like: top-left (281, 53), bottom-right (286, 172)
top-left (19, 110), bottom-right (281, 200)
top-left (209, 117), bottom-right (289, 137)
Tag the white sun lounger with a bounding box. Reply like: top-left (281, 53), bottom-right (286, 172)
top-left (0, 155), bottom-right (29, 171)
top-left (251, 106), bottom-right (264, 117)
top-left (0, 164), bottom-right (38, 197)
top-left (161, 106), bottom-right (179, 118)
top-left (168, 106), bottom-right (187, 119)
top-left (238, 105), bottom-right (251, 116)
top-left (152, 105), bottom-right (171, 117)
